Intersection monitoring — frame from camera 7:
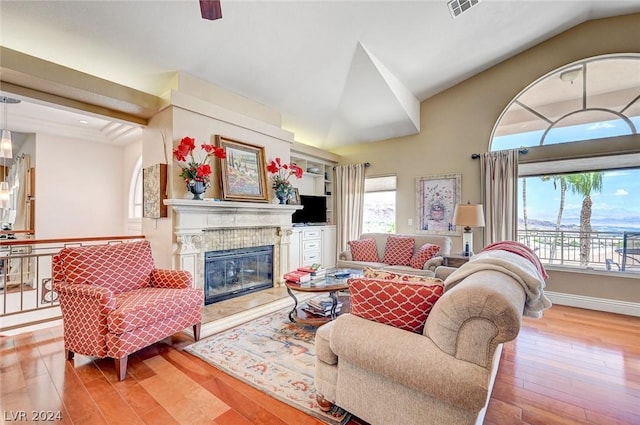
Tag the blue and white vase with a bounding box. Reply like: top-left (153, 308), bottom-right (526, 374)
top-left (188, 181), bottom-right (207, 200)
top-left (274, 184), bottom-right (292, 204)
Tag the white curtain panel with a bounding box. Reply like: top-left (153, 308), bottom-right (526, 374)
top-left (12, 154), bottom-right (31, 231)
top-left (335, 163), bottom-right (367, 252)
top-left (5, 154), bottom-right (33, 286)
top-left (480, 150), bottom-right (519, 244)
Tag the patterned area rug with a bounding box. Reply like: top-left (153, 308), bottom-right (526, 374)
top-left (185, 308), bottom-right (350, 425)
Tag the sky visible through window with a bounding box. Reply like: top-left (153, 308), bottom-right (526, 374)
top-left (493, 117), bottom-right (640, 232)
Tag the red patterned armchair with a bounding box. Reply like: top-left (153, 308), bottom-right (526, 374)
top-left (53, 240), bottom-right (203, 381)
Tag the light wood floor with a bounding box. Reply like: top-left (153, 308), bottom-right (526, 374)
top-left (1, 304), bottom-right (639, 425)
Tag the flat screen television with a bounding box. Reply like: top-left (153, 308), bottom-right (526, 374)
top-left (292, 195), bottom-right (327, 225)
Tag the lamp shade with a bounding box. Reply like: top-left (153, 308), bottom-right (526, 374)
top-left (453, 203), bottom-right (485, 228)
top-left (0, 130), bottom-right (12, 159)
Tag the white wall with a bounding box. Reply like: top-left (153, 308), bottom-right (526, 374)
top-left (123, 140), bottom-right (142, 234)
top-left (16, 134), bottom-right (36, 159)
top-left (35, 134), bottom-right (127, 238)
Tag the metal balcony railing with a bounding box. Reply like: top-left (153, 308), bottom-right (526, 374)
top-left (516, 229), bottom-right (640, 272)
top-left (0, 235), bottom-right (145, 333)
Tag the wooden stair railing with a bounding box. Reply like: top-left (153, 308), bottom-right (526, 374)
top-left (0, 234), bottom-right (145, 247)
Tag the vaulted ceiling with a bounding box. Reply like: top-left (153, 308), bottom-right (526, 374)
top-left (1, 1), bottom-right (639, 149)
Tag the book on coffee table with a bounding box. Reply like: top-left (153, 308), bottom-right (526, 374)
top-left (283, 270), bottom-right (311, 283)
top-left (307, 297), bottom-right (340, 310)
top-left (303, 303), bottom-right (342, 316)
top-left (297, 265), bottom-right (326, 279)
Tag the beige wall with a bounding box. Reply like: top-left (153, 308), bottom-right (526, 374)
top-left (332, 13), bottom-right (640, 305)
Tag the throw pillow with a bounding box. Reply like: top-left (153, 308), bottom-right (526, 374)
top-left (348, 277), bottom-right (444, 333)
top-left (410, 243), bottom-right (441, 269)
top-left (348, 238), bottom-right (379, 262)
top-left (363, 267), bottom-right (443, 284)
top-left (382, 236), bottom-right (415, 266)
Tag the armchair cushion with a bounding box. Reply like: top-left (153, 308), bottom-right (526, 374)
top-left (347, 238), bottom-right (379, 262)
top-left (108, 287), bottom-right (203, 334)
top-left (348, 277), bottom-right (444, 333)
top-left (59, 242), bottom-right (155, 295)
top-left (382, 235), bottom-right (415, 266)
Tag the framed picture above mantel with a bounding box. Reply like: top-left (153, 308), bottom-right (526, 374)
top-left (415, 173), bottom-right (461, 235)
top-left (215, 135), bottom-right (270, 203)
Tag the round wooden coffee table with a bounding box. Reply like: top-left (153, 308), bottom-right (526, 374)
top-left (285, 269), bottom-right (361, 326)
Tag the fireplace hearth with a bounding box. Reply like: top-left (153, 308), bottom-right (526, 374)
top-left (204, 245), bottom-right (274, 304)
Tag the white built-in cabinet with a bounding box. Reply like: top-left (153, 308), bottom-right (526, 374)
top-left (290, 154), bottom-right (334, 225)
top-left (289, 225), bottom-right (337, 271)
top-left (321, 226), bottom-right (337, 268)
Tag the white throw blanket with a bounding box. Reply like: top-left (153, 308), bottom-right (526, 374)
top-left (444, 250), bottom-right (552, 318)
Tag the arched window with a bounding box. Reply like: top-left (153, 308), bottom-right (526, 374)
top-left (491, 54), bottom-right (639, 150)
top-left (490, 55), bottom-right (640, 272)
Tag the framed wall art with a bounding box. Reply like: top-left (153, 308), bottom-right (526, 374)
top-left (215, 135), bottom-right (270, 202)
top-left (143, 163), bottom-right (168, 218)
top-left (287, 188), bottom-right (301, 205)
top-left (415, 173), bottom-right (461, 235)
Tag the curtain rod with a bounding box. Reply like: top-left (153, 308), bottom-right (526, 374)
top-left (471, 148), bottom-right (529, 159)
top-left (333, 162), bottom-right (370, 170)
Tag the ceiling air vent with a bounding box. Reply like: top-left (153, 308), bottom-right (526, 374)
top-left (447, 0), bottom-right (481, 18)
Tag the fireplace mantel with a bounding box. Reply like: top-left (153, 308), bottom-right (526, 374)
top-left (164, 199), bottom-right (303, 293)
top-left (165, 199), bottom-right (302, 231)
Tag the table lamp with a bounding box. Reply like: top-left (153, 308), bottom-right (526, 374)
top-left (453, 201), bottom-right (485, 256)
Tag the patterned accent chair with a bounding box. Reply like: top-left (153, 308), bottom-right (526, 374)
top-left (53, 240), bottom-right (203, 381)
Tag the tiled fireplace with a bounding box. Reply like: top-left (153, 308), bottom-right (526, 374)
top-left (164, 200), bottom-right (301, 301)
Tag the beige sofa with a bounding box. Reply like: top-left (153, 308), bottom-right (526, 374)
top-left (314, 255), bottom-right (540, 425)
top-left (337, 233), bottom-right (452, 277)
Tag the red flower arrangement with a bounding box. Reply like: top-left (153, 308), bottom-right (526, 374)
top-left (173, 136), bottom-right (227, 187)
top-left (266, 157), bottom-right (303, 202)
